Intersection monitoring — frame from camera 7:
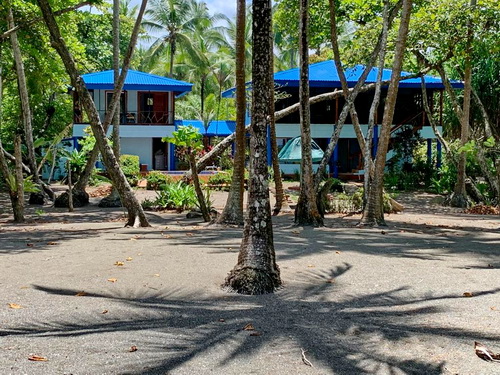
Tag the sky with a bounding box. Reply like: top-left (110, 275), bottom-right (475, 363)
top-left (129, 0), bottom-right (237, 19)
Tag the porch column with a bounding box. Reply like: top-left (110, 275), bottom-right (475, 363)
top-left (436, 140), bottom-right (442, 168)
top-left (427, 138), bottom-right (432, 164)
top-left (372, 124), bottom-right (379, 157)
top-left (169, 143), bottom-right (176, 171)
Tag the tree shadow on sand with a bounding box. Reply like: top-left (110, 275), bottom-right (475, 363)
top-left (2, 265), bottom-right (500, 374)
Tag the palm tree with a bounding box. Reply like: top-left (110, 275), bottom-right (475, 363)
top-left (223, 0), bottom-right (281, 294)
top-left (143, 0), bottom-right (207, 77)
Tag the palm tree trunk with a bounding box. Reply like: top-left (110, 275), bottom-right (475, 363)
top-left (7, 5), bottom-right (49, 204)
top-left (361, 0), bottom-right (413, 226)
top-left (216, 0), bottom-right (246, 225)
top-left (294, 0), bottom-right (323, 226)
top-left (224, 0), bottom-right (281, 294)
top-left (189, 151), bottom-right (210, 222)
top-left (13, 135), bottom-right (25, 222)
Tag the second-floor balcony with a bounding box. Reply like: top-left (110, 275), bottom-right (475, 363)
top-left (74, 110), bottom-right (175, 126)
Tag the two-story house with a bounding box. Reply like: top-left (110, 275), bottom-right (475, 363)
top-left (72, 70), bottom-right (192, 171)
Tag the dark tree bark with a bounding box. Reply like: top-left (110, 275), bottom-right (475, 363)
top-left (294, 0), bottom-right (323, 226)
top-left (216, 0), bottom-right (246, 225)
top-left (361, 0), bottom-right (413, 226)
top-left (224, 0), bottom-right (281, 295)
top-left (189, 150), bottom-right (210, 222)
top-left (37, 0), bottom-right (150, 227)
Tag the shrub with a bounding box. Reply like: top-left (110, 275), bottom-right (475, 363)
top-left (146, 171), bottom-right (173, 190)
top-left (207, 171), bottom-right (233, 190)
top-left (120, 154), bottom-right (140, 187)
top-left (142, 181), bottom-right (197, 211)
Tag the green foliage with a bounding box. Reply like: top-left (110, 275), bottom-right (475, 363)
top-left (120, 154), bottom-right (140, 187)
top-left (163, 125), bottom-right (203, 151)
top-left (146, 171), bottom-right (173, 190)
top-left (145, 181), bottom-right (197, 212)
top-left (6, 175), bottom-right (40, 194)
top-left (207, 170), bottom-right (233, 190)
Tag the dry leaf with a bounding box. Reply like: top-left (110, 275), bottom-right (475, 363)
top-left (129, 346), bottom-right (138, 352)
top-left (243, 323), bottom-right (255, 331)
top-left (474, 341), bottom-right (500, 361)
top-left (335, 251), bottom-right (341, 254)
top-left (20, 286), bottom-right (29, 289)
top-left (325, 278), bottom-right (334, 284)
top-left (26, 243), bottom-right (34, 247)
top-left (491, 306), bottom-right (497, 311)
top-left (463, 292), bottom-right (474, 297)
top-left (102, 310), bottom-right (109, 314)
top-left (186, 233), bottom-right (194, 236)
top-left (153, 273), bottom-right (160, 277)
top-left (28, 355), bottom-right (48, 362)
top-left (114, 261), bottom-right (124, 266)
top-left (107, 278), bottom-right (118, 283)
top-left (249, 331), bottom-right (262, 336)
top-left (381, 230), bottom-right (387, 235)
top-left (162, 234), bottom-right (173, 239)
top-left (126, 257), bottom-right (133, 261)
top-left (307, 265), bottom-right (315, 268)
top-left (219, 318), bottom-right (225, 322)
top-left (47, 242), bottom-right (58, 245)
top-left (8, 303), bottom-right (22, 309)
top-left (291, 230), bottom-right (300, 234)
top-left (75, 291), bottom-right (88, 296)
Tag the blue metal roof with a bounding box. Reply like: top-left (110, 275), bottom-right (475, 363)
top-left (206, 121), bottom-right (236, 136)
top-left (174, 120), bottom-right (237, 136)
top-left (222, 60), bottom-right (463, 97)
top-left (82, 70), bottom-right (193, 93)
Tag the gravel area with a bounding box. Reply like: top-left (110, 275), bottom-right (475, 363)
top-left (0, 186), bottom-right (499, 374)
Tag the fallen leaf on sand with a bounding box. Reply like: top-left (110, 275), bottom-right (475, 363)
top-left (75, 291), bottom-right (88, 296)
top-left (463, 292), bottom-right (474, 297)
top-left (219, 318), bottom-right (225, 322)
top-left (474, 341), bottom-right (500, 361)
top-left (490, 306), bottom-right (497, 311)
top-left (291, 230), bottom-right (300, 234)
top-left (325, 278), bottom-right (334, 284)
top-left (335, 251), bottom-right (341, 254)
top-left (381, 230), bottom-right (386, 235)
top-left (47, 242), bottom-right (58, 245)
top-left (186, 233), bottom-right (194, 236)
top-left (114, 261), bottom-right (124, 266)
top-left (107, 278), bottom-right (118, 283)
top-left (28, 355), bottom-right (48, 362)
top-left (102, 310), bottom-right (109, 314)
top-left (250, 331), bottom-right (262, 336)
top-left (8, 303), bottom-right (23, 309)
top-left (153, 274), bottom-right (160, 277)
top-left (243, 323), bottom-right (255, 331)
top-left (162, 234), bottom-right (173, 239)
top-left (307, 265), bottom-right (315, 268)
top-left (26, 243), bottom-right (34, 247)
top-left (129, 346), bottom-right (138, 352)
top-left (126, 257), bottom-right (133, 261)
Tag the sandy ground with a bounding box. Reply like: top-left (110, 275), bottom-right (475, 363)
top-left (0, 185), bottom-right (499, 375)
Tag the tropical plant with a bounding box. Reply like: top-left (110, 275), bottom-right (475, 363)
top-left (146, 170), bottom-right (173, 190)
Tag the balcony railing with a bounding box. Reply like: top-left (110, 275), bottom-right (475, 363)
top-left (74, 110), bottom-right (174, 125)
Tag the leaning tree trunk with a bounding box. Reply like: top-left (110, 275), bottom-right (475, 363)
top-left (216, 0), bottom-right (246, 225)
top-left (361, 0), bottom-right (413, 226)
top-left (294, 0), bottom-right (323, 226)
top-left (224, 0), bottom-right (281, 295)
top-left (37, 0), bottom-right (150, 227)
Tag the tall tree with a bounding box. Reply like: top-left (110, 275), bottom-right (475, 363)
top-left (294, 0), bottom-right (323, 226)
top-left (37, 0), bottom-right (151, 227)
top-left (216, 0), bottom-right (246, 225)
top-left (224, 0), bottom-right (281, 294)
top-left (100, 0), bottom-right (123, 208)
top-left (361, 0), bottom-right (413, 226)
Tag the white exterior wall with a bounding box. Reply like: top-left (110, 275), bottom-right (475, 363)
top-left (275, 124), bottom-right (442, 139)
top-left (73, 124), bottom-right (175, 138)
top-left (121, 138), bottom-right (152, 169)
